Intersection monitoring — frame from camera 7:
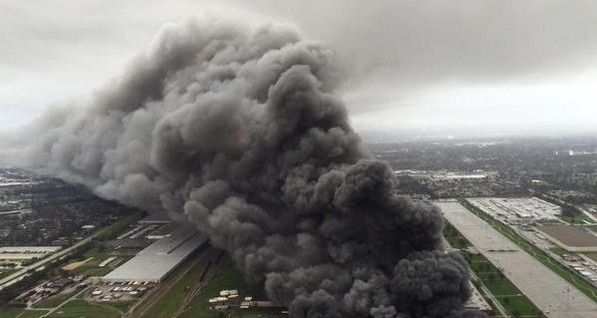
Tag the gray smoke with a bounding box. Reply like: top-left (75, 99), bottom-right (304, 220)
top-left (1, 17), bottom-right (484, 318)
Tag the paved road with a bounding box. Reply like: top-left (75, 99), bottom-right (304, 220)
top-left (437, 200), bottom-right (597, 318)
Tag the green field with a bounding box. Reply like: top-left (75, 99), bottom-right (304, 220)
top-left (180, 260), bottom-right (247, 318)
top-left (0, 308), bottom-right (24, 318)
top-left (46, 299), bottom-right (121, 318)
top-left (548, 246), bottom-right (568, 256)
top-left (139, 255), bottom-right (212, 318)
top-left (64, 246), bottom-right (127, 277)
top-left (443, 221), bottom-right (472, 249)
top-left (58, 213), bottom-right (143, 280)
top-left (95, 212), bottom-right (145, 241)
top-left (106, 301), bottom-right (134, 313)
top-left (181, 260), bottom-right (280, 318)
top-left (460, 198), bottom-right (597, 303)
top-left (0, 269), bottom-right (17, 280)
top-left (35, 288), bottom-right (81, 309)
top-left (560, 214), bottom-right (591, 225)
top-left (0, 308), bottom-right (49, 318)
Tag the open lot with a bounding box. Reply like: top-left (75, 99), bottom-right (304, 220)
top-left (438, 200), bottom-right (597, 318)
top-left (538, 225), bottom-right (597, 251)
top-left (0, 308), bottom-right (49, 318)
top-left (46, 299), bottom-right (121, 318)
top-left (468, 197), bottom-right (561, 221)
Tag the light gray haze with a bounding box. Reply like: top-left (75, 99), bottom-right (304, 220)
top-left (2, 1), bottom-right (597, 136)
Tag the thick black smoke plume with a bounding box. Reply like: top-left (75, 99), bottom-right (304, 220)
top-left (2, 17), bottom-right (484, 317)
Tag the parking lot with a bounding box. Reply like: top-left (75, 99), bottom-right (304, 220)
top-left (87, 281), bottom-right (154, 302)
top-left (438, 200), bottom-right (597, 318)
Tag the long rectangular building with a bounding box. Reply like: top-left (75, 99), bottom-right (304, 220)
top-left (103, 226), bottom-right (207, 283)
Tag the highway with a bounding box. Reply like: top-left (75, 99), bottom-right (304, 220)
top-left (1, 224), bottom-right (109, 290)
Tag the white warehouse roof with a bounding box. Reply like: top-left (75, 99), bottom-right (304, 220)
top-left (103, 226), bottom-right (206, 282)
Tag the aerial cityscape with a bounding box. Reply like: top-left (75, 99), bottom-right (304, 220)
top-left (2, 137), bottom-right (597, 317)
top-left (2, 1), bottom-right (597, 318)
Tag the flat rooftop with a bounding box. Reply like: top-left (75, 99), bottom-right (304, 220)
top-left (0, 246), bottom-right (62, 253)
top-left (103, 226), bottom-right (206, 282)
top-left (139, 212), bottom-right (172, 224)
top-left (538, 225), bottom-right (597, 248)
top-left (469, 197), bottom-right (561, 220)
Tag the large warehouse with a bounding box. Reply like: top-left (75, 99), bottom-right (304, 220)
top-left (103, 226), bottom-right (207, 283)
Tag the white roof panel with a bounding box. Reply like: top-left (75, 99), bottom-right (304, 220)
top-left (103, 226), bottom-right (206, 282)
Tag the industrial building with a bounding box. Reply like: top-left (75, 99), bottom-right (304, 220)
top-left (468, 197), bottom-right (561, 220)
top-left (138, 212), bottom-right (173, 225)
top-left (102, 226), bottom-right (207, 283)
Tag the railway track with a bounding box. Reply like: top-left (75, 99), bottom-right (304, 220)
top-left (173, 250), bottom-right (226, 318)
top-left (128, 247), bottom-right (217, 318)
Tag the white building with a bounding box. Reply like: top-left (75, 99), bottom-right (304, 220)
top-left (102, 226), bottom-right (207, 283)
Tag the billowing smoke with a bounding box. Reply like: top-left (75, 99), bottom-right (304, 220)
top-left (1, 17), bottom-right (483, 317)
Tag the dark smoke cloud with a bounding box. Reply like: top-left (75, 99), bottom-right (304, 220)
top-left (1, 17), bottom-right (484, 317)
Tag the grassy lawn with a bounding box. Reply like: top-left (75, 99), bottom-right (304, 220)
top-left (0, 269), bottom-right (17, 280)
top-left (180, 260), bottom-right (245, 318)
top-left (498, 295), bottom-right (540, 316)
top-left (231, 307), bottom-right (287, 318)
top-left (65, 246), bottom-right (124, 277)
top-left (0, 308), bottom-right (49, 318)
top-left (181, 260), bottom-right (275, 318)
top-left (80, 267), bottom-right (113, 277)
top-left (96, 212), bottom-right (145, 241)
top-left (460, 198), bottom-right (597, 303)
top-left (106, 301), bottom-right (134, 313)
top-left (536, 219), bottom-right (564, 225)
top-left (443, 221), bottom-right (472, 249)
top-left (35, 288), bottom-right (81, 308)
top-left (483, 279), bottom-right (520, 297)
top-left (16, 310), bottom-right (50, 318)
top-left (548, 246), bottom-right (568, 256)
top-left (61, 223), bottom-right (134, 278)
top-left (560, 214), bottom-right (589, 224)
top-left (46, 299), bottom-right (121, 318)
top-left (0, 308), bottom-right (24, 318)
top-left (141, 255), bottom-right (214, 318)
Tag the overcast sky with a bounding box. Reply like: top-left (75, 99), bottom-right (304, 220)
top-left (2, 0), bottom-right (597, 138)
